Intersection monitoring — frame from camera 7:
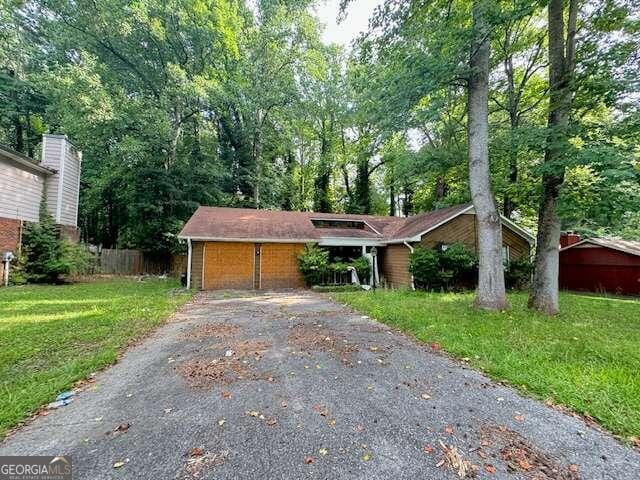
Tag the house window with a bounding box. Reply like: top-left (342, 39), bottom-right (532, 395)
top-left (311, 219), bottom-right (365, 229)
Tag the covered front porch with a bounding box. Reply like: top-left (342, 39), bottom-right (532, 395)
top-left (317, 238), bottom-right (384, 287)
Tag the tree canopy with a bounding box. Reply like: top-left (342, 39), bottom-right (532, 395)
top-left (1, 0), bottom-right (638, 255)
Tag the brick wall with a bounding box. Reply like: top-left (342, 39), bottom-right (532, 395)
top-left (0, 217), bottom-right (21, 253)
top-left (0, 217), bottom-right (22, 283)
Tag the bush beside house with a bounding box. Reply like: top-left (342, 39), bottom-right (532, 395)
top-left (20, 199), bottom-right (92, 284)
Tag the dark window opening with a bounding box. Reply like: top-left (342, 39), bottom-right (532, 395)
top-left (312, 219), bottom-right (365, 229)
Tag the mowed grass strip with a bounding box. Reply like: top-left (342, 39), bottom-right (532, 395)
top-left (0, 279), bottom-right (192, 437)
top-left (332, 290), bottom-right (640, 440)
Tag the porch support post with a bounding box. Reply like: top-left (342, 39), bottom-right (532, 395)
top-left (403, 241), bottom-right (415, 291)
top-left (186, 238), bottom-right (192, 289)
top-left (362, 245), bottom-right (366, 256)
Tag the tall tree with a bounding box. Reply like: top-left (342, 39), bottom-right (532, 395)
top-left (468, 0), bottom-right (507, 309)
top-left (529, 0), bottom-right (577, 314)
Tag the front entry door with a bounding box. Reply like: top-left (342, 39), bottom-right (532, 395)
top-left (253, 244), bottom-right (261, 289)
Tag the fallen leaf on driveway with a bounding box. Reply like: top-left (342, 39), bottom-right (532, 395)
top-left (484, 464), bottom-right (496, 474)
top-left (113, 461), bottom-right (125, 469)
top-left (318, 448), bottom-right (328, 456)
top-left (327, 419), bottom-right (336, 427)
top-left (444, 426), bottom-right (454, 434)
top-left (248, 410), bottom-right (260, 417)
top-left (439, 442), bottom-right (472, 478)
top-left (518, 459), bottom-right (532, 470)
top-left (569, 464), bottom-right (579, 473)
top-left (423, 445), bottom-right (434, 454)
top-left (430, 342), bottom-right (441, 351)
top-left (217, 419), bottom-right (225, 426)
top-left (113, 423), bottom-right (130, 434)
top-left (189, 447), bottom-right (204, 458)
top-left (514, 415), bottom-right (525, 422)
top-left (313, 404), bottom-right (329, 416)
top-left (304, 456), bottom-right (314, 464)
top-left (221, 391), bottom-right (231, 399)
top-left (421, 393), bottom-right (431, 400)
top-left (266, 418), bottom-right (277, 426)
top-left (362, 453), bottom-right (372, 461)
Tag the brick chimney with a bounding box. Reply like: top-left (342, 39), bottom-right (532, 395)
top-left (560, 232), bottom-right (581, 248)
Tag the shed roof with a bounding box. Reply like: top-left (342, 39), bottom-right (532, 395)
top-left (560, 237), bottom-right (640, 257)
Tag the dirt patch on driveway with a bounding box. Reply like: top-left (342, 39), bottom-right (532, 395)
top-left (481, 425), bottom-right (581, 479)
top-left (182, 323), bottom-right (241, 340)
top-left (229, 340), bottom-right (271, 359)
top-left (178, 358), bottom-right (249, 386)
top-left (288, 323), bottom-right (358, 364)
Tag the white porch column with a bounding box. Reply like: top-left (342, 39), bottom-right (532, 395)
top-left (186, 238), bottom-right (193, 289)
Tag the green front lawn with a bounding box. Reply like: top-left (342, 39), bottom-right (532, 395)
top-left (0, 279), bottom-right (192, 437)
top-left (333, 290), bottom-right (640, 440)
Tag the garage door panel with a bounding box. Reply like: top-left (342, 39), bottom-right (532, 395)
top-left (203, 242), bottom-right (253, 290)
top-left (260, 243), bottom-right (305, 289)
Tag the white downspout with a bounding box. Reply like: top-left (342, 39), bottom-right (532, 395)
top-left (186, 238), bottom-right (192, 289)
top-left (403, 241), bottom-right (415, 291)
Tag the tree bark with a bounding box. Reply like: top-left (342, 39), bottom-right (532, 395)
top-left (529, 0), bottom-right (577, 314)
top-left (468, 0), bottom-right (507, 310)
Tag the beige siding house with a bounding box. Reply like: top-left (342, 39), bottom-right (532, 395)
top-left (0, 135), bottom-right (82, 271)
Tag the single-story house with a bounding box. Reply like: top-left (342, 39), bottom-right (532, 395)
top-left (178, 203), bottom-right (534, 290)
top-left (559, 236), bottom-right (640, 295)
top-left (0, 134), bottom-right (82, 281)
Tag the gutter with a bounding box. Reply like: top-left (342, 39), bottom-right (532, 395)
top-left (403, 241), bottom-right (416, 291)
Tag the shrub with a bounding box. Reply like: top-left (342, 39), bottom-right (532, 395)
top-left (352, 256), bottom-right (371, 283)
top-left (505, 258), bottom-right (534, 290)
top-left (298, 243), bottom-right (329, 285)
top-left (408, 246), bottom-right (440, 289)
top-left (409, 243), bottom-right (478, 290)
top-left (21, 198), bottom-right (92, 283)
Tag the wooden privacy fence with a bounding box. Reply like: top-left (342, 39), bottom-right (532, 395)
top-left (99, 249), bottom-right (185, 276)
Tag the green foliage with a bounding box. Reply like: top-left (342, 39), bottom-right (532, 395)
top-left (409, 243), bottom-right (478, 290)
top-left (505, 258), bottom-right (534, 290)
top-left (21, 199), bottom-right (93, 283)
top-left (440, 243), bottom-right (477, 277)
top-left (298, 244), bottom-right (371, 286)
top-left (297, 243), bottom-right (329, 286)
top-left (1, 0), bottom-right (639, 254)
top-left (21, 201), bottom-right (69, 283)
top-left (351, 256), bottom-right (371, 282)
top-left (408, 246), bottom-right (440, 289)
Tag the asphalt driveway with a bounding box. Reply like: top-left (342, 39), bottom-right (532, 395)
top-left (1, 291), bottom-right (638, 479)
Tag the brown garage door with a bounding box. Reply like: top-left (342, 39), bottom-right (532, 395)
top-left (259, 243), bottom-right (305, 289)
top-left (203, 242), bottom-right (254, 290)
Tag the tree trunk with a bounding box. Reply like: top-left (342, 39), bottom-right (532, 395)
top-left (389, 181), bottom-right (396, 216)
top-left (529, 0), bottom-right (577, 314)
top-left (503, 42), bottom-right (518, 218)
top-left (468, 0), bottom-right (507, 310)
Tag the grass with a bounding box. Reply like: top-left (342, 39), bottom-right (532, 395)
top-left (332, 289), bottom-right (640, 440)
top-left (0, 278), bottom-right (192, 437)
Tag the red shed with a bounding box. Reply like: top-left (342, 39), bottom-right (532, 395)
top-left (559, 237), bottom-right (640, 295)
